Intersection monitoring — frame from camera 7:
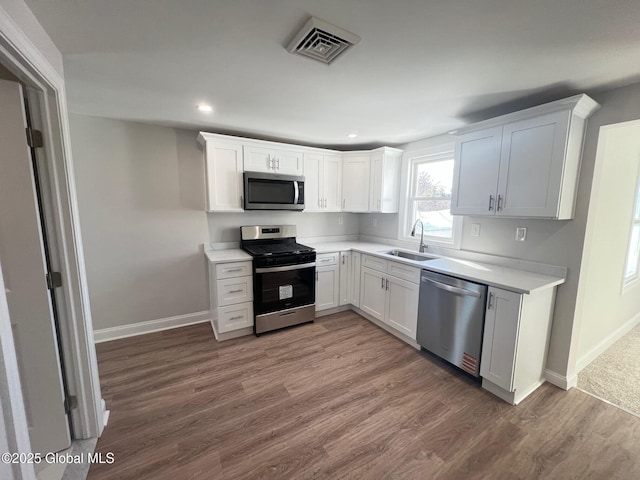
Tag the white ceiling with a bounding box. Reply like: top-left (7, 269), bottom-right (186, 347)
top-left (24, 0), bottom-right (640, 149)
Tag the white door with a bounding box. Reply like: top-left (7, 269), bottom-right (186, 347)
top-left (339, 252), bottom-right (350, 306)
top-left (205, 140), bottom-right (244, 211)
top-left (323, 154), bottom-right (342, 212)
top-left (451, 126), bottom-right (502, 215)
top-left (0, 80), bottom-right (71, 453)
top-left (274, 149), bottom-right (303, 175)
top-left (497, 111), bottom-right (570, 218)
top-left (315, 266), bottom-right (339, 311)
top-left (243, 145), bottom-right (274, 172)
top-left (480, 287), bottom-right (522, 392)
top-left (342, 155), bottom-right (371, 212)
top-left (350, 252), bottom-right (361, 307)
top-left (369, 151), bottom-right (384, 212)
top-left (385, 276), bottom-right (419, 339)
top-left (359, 267), bottom-right (386, 321)
top-left (302, 153), bottom-right (322, 211)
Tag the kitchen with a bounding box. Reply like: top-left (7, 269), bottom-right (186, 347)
top-left (2, 1), bottom-right (640, 479)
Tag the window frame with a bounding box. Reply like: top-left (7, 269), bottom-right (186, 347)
top-left (622, 169), bottom-right (640, 290)
top-left (397, 144), bottom-right (462, 249)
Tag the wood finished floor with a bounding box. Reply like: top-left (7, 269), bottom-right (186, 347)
top-left (90, 312), bottom-right (640, 479)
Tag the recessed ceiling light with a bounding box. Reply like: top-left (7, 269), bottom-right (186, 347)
top-left (197, 104), bottom-right (213, 113)
top-left (347, 133), bottom-right (358, 138)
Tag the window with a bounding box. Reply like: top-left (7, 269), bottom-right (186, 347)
top-left (401, 148), bottom-right (459, 247)
top-left (624, 173), bottom-right (640, 286)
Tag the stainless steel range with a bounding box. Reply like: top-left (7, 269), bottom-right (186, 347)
top-left (240, 225), bottom-right (316, 335)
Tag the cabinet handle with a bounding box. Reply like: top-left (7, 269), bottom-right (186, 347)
top-left (342, 199), bottom-right (346, 209)
top-left (488, 195), bottom-right (494, 211)
top-left (497, 195), bottom-right (503, 211)
top-left (276, 158), bottom-right (280, 170)
top-left (385, 278), bottom-right (389, 290)
top-left (381, 277), bottom-right (385, 289)
top-left (324, 198), bottom-right (327, 208)
top-left (228, 315), bottom-right (243, 321)
top-left (487, 292), bottom-right (494, 310)
top-left (267, 156), bottom-right (273, 169)
top-left (228, 289), bottom-right (243, 294)
top-left (378, 199), bottom-right (381, 209)
top-left (316, 271), bottom-right (319, 281)
top-left (342, 255), bottom-right (345, 265)
top-left (226, 268), bottom-right (243, 272)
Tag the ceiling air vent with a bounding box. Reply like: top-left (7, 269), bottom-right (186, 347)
top-left (286, 17), bottom-right (361, 65)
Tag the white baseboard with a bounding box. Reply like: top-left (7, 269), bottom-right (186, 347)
top-left (575, 311), bottom-right (640, 373)
top-left (545, 368), bottom-right (576, 390)
top-left (93, 311), bottom-right (211, 343)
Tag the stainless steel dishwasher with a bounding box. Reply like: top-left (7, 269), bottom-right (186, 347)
top-left (416, 270), bottom-right (487, 376)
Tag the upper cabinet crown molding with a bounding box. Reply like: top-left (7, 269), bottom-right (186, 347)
top-left (450, 94), bottom-right (600, 220)
top-left (198, 132), bottom-right (404, 213)
top-left (449, 94), bottom-right (600, 136)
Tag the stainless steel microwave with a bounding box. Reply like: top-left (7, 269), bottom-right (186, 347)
top-left (243, 172), bottom-right (305, 211)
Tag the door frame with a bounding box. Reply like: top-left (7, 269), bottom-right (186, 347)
top-left (0, 3), bottom-right (104, 454)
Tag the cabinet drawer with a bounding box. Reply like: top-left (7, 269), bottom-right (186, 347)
top-left (216, 276), bottom-right (253, 306)
top-left (218, 302), bottom-right (254, 333)
top-left (316, 252), bottom-right (339, 267)
top-left (216, 261), bottom-right (252, 279)
top-left (387, 261), bottom-right (420, 284)
top-left (362, 254), bottom-right (387, 273)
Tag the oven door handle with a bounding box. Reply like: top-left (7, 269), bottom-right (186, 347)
top-left (293, 180), bottom-right (299, 205)
top-left (255, 262), bottom-right (316, 273)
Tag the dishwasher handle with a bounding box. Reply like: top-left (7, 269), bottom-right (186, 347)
top-left (421, 276), bottom-right (481, 298)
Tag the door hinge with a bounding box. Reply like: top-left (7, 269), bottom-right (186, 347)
top-left (64, 395), bottom-right (77, 413)
top-left (46, 271), bottom-right (63, 289)
top-left (25, 127), bottom-right (44, 148)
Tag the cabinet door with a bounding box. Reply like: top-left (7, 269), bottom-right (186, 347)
top-left (342, 155), bottom-right (371, 212)
top-left (480, 288), bottom-right (522, 392)
top-left (205, 141), bottom-right (244, 211)
top-left (350, 251), bottom-right (361, 307)
top-left (303, 153), bottom-right (323, 211)
top-left (369, 151), bottom-right (384, 212)
top-left (316, 265), bottom-right (339, 311)
top-left (323, 154), bottom-right (343, 212)
top-left (339, 252), bottom-right (350, 306)
top-left (275, 149), bottom-right (303, 175)
top-left (385, 276), bottom-right (419, 339)
top-left (360, 267), bottom-right (386, 321)
top-left (451, 127), bottom-right (502, 215)
top-left (243, 145), bottom-right (275, 172)
top-left (497, 111), bottom-right (570, 218)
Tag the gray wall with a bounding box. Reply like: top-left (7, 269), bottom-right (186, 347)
top-left (208, 211), bottom-right (359, 243)
top-left (69, 115), bottom-right (209, 330)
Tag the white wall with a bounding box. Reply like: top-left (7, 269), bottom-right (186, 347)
top-left (575, 121), bottom-right (640, 366)
top-left (69, 115), bottom-right (209, 330)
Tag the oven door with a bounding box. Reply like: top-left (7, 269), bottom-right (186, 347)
top-left (253, 262), bottom-right (315, 315)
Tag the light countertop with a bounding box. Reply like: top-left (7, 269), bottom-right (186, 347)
top-left (205, 240), bottom-right (565, 295)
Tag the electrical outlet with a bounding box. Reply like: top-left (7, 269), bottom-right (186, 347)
top-left (471, 223), bottom-right (481, 237)
top-left (372, 218), bottom-right (378, 227)
top-left (515, 227), bottom-right (527, 242)
top-left (338, 216), bottom-right (343, 225)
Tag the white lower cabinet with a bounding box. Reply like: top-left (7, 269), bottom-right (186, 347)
top-left (315, 253), bottom-right (339, 311)
top-left (349, 252), bottom-right (361, 307)
top-left (360, 257), bottom-right (420, 340)
top-left (480, 286), bottom-right (556, 404)
top-left (339, 252), bottom-right (350, 306)
top-left (208, 260), bottom-right (254, 338)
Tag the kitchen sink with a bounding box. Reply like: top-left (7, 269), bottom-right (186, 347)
top-left (382, 250), bottom-right (438, 261)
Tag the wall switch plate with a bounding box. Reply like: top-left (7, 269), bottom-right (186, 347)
top-left (372, 218), bottom-right (378, 227)
top-left (471, 223), bottom-right (481, 237)
top-left (515, 227), bottom-right (527, 241)
top-left (338, 216), bottom-right (343, 225)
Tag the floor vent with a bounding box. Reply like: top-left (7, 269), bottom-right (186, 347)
top-left (286, 17), bottom-right (361, 65)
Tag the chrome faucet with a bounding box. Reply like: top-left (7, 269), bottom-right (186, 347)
top-left (411, 219), bottom-right (427, 253)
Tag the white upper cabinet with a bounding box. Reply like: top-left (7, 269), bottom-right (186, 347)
top-left (303, 152), bottom-right (342, 212)
top-left (369, 147), bottom-right (403, 213)
top-left (451, 94), bottom-right (599, 219)
top-left (244, 144), bottom-right (303, 175)
top-left (342, 154), bottom-right (371, 212)
top-left (197, 133), bottom-right (244, 212)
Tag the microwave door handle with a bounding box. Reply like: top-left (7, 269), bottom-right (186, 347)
top-left (293, 180), bottom-right (299, 205)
